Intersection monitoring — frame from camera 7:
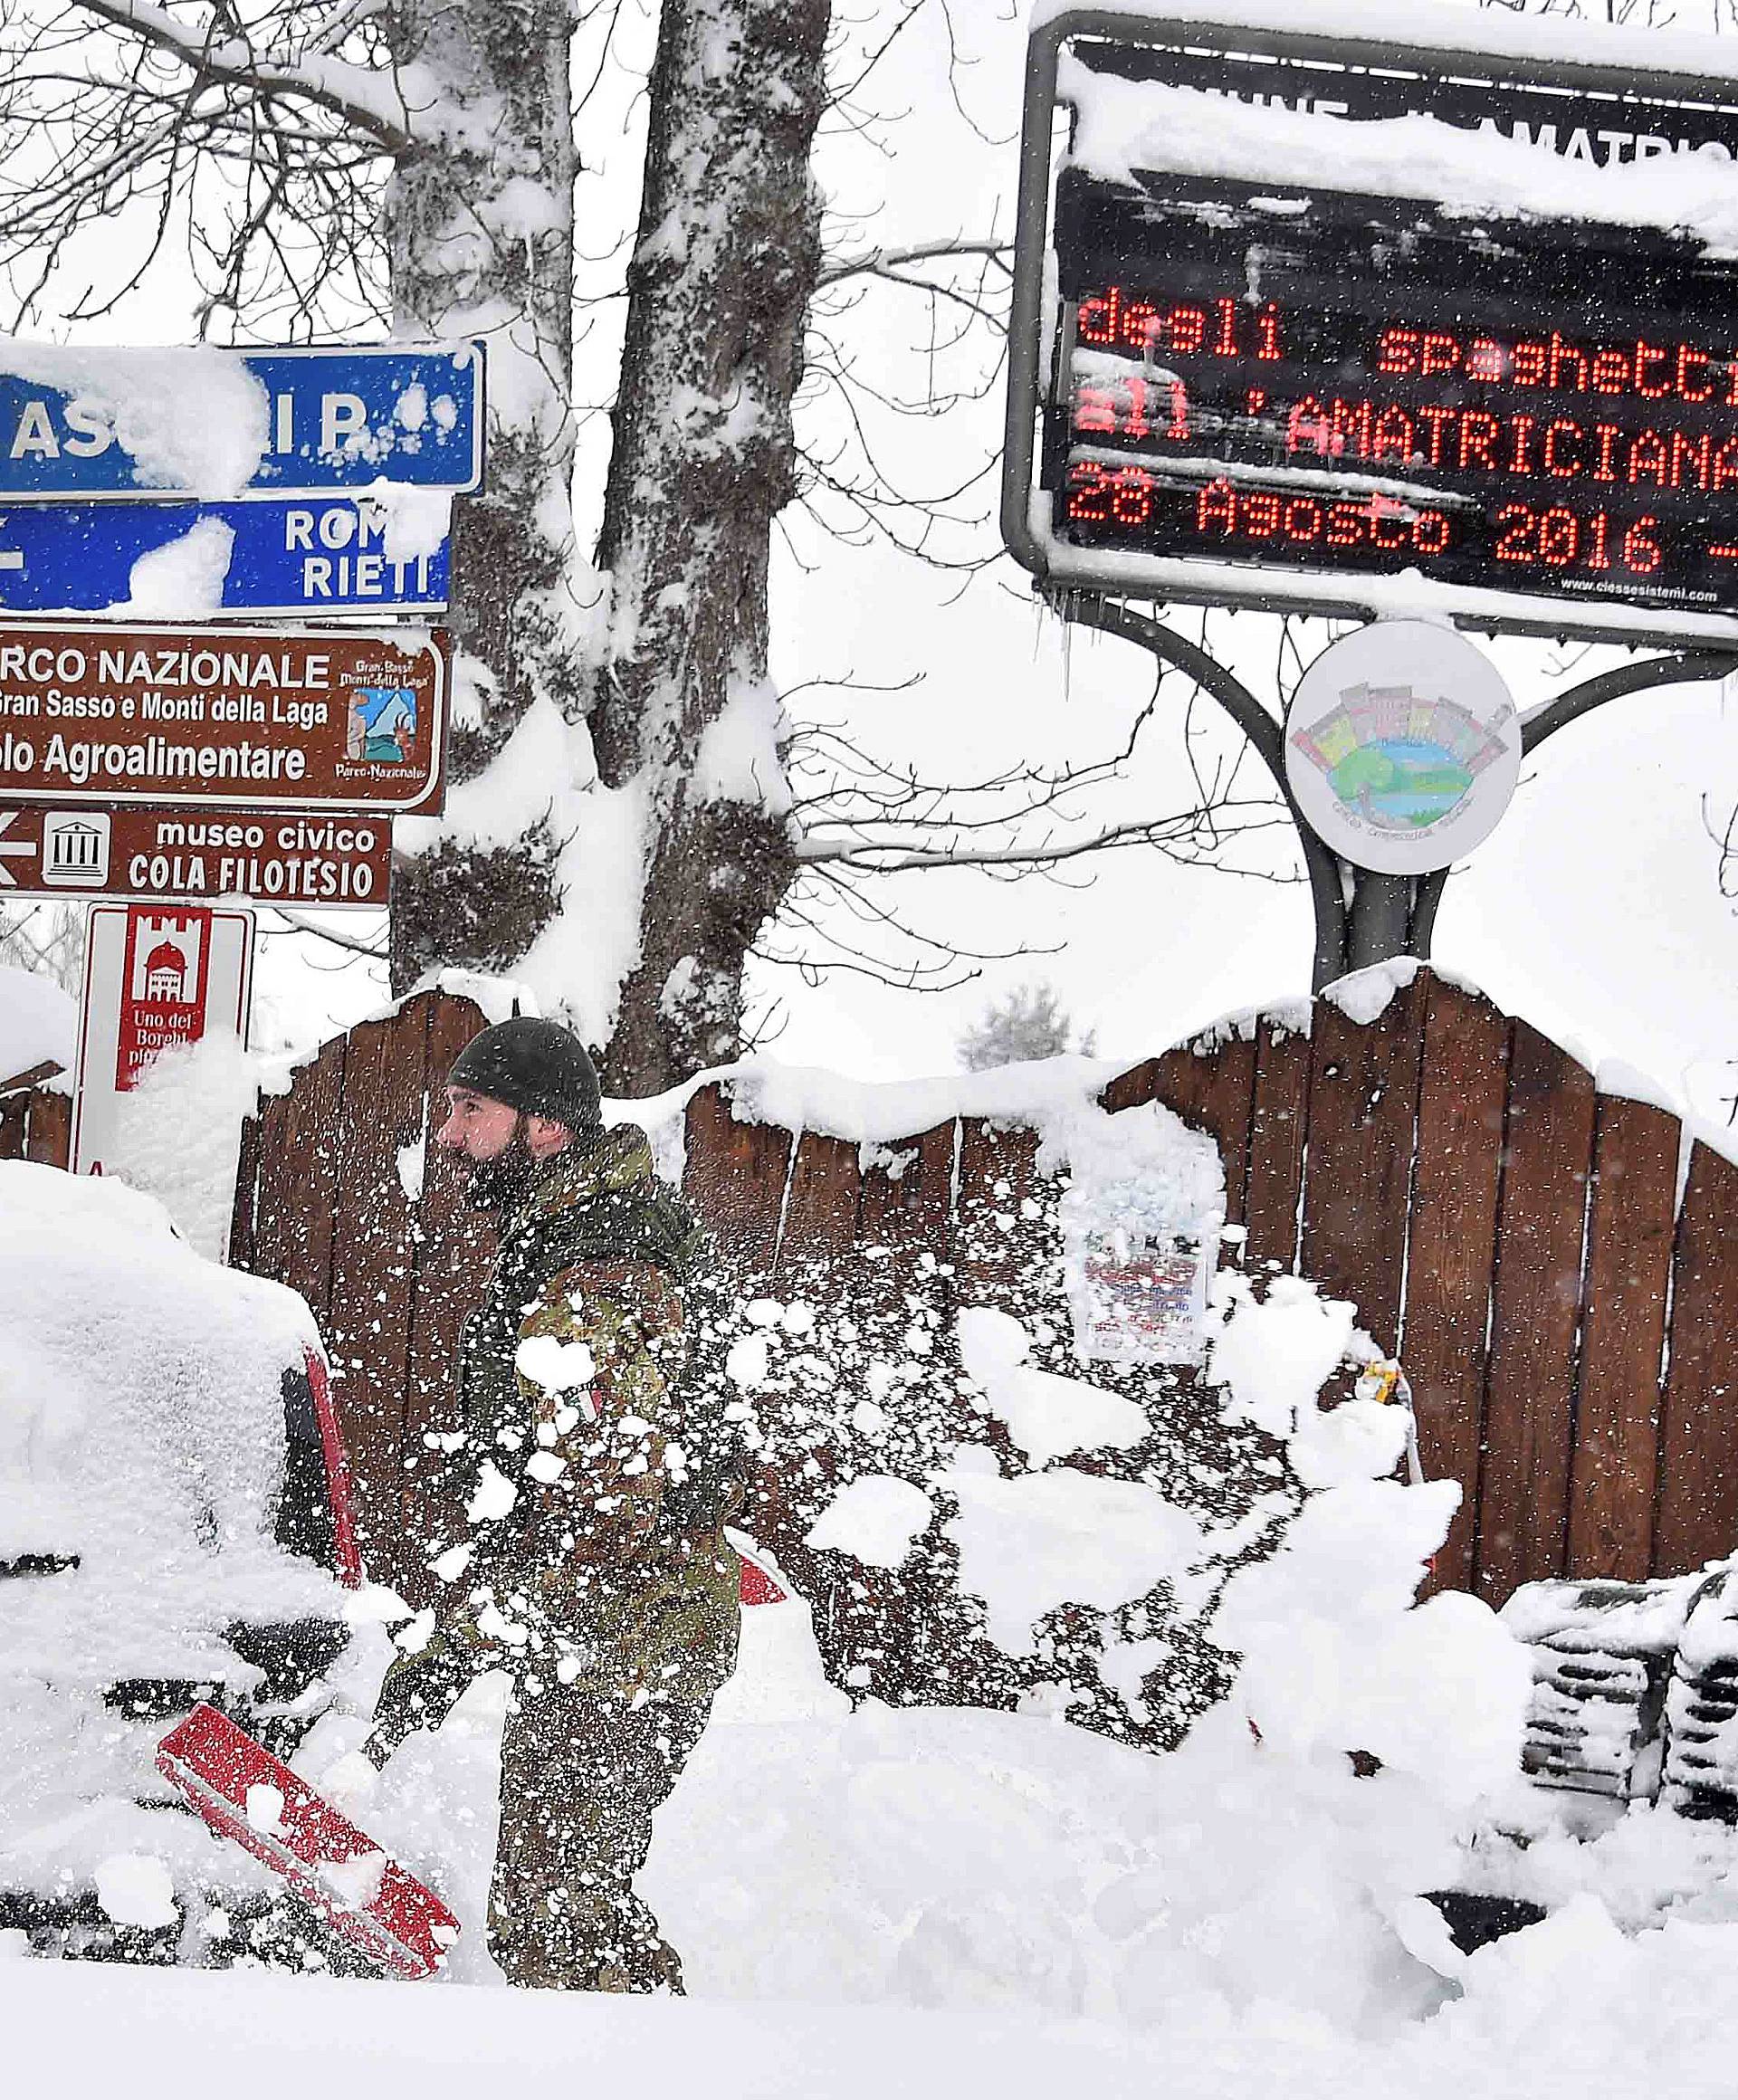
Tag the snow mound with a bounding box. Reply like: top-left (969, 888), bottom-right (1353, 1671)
top-left (0, 965), bottom-right (74, 1086)
top-left (0, 1155), bottom-right (337, 1699)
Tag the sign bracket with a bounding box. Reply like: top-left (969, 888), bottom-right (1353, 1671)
top-left (1046, 587), bottom-right (1738, 988)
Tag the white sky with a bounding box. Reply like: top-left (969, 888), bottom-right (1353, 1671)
top-left (15, 0), bottom-right (1738, 1129)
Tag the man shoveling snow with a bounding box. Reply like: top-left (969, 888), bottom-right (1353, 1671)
top-left (339, 1017), bottom-right (743, 1993)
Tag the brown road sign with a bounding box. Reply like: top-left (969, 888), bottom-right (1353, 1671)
top-left (0, 803), bottom-right (393, 910)
top-left (0, 623), bottom-right (446, 814)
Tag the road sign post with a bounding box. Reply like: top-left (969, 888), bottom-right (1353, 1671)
top-left (0, 622), bottom-right (447, 814)
top-left (72, 901), bottom-right (255, 1177)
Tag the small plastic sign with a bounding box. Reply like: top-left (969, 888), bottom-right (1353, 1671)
top-left (1284, 621), bottom-right (1522, 875)
top-left (1070, 1227), bottom-right (1213, 1365)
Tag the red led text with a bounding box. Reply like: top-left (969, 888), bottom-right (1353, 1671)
top-left (1073, 373), bottom-right (1190, 442)
top-left (1492, 504), bottom-right (1661, 574)
top-left (1376, 324), bottom-right (1738, 407)
top-left (1192, 478), bottom-right (1453, 555)
top-left (1285, 396), bottom-right (1738, 493)
top-left (1076, 286), bottom-right (1282, 361)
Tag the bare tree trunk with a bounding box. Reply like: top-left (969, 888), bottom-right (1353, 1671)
top-left (385, 0), bottom-right (581, 991)
top-left (588, 0), bottom-right (829, 1092)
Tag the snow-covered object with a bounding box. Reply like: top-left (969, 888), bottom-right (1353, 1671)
top-left (804, 1475), bottom-right (934, 1571)
top-left (711, 1532), bottom-right (850, 1727)
top-left (649, 1692), bottom-right (1466, 2037)
top-left (1663, 1568), bottom-right (1738, 1819)
top-left (0, 965), bottom-right (74, 1086)
top-left (1501, 1578), bottom-right (1696, 1802)
top-left (1059, 36), bottom-right (1738, 253)
top-left (0, 344), bottom-right (270, 498)
top-left (1056, 1099), bottom-right (1223, 1366)
top-left (940, 1458), bottom-right (1211, 1656)
top-left (106, 1033), bottom-right (267, 1259)
top-left (0, 1161), bottom-right (384, 1921)
top-left (92, 1853), bottom-right (178, 1932)
top-left (157, 1704), bottom-right (460, 1980)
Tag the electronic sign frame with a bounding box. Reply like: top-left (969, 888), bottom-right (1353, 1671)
top-left (1003, 5), bottom-right (1738, 646)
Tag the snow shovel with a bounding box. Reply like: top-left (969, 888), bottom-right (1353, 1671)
top-left (158, 1702), bottom-right (460, 1979)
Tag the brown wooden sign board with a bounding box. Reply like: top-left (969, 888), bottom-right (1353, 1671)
top-left (0, 623), bottom-right (446, 814)
top-left (0, 801), bottom-right (392, 910)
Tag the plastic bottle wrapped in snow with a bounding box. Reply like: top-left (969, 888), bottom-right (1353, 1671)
top-left (1055, 1100), bottom-right (1224, 1367)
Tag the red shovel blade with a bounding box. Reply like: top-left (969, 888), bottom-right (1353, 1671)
top-left (158, 1704), bottom-right (459, 1980)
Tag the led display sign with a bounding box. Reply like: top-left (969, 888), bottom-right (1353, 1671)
top-left (1006, 9), bottom-right (1738, 642)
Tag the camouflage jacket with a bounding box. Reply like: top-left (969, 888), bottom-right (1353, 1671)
top-left (371, 1127), bottom-right (740, 1745)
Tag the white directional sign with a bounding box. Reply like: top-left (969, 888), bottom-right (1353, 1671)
top-left (72, 902), bottom-right (254, 1178)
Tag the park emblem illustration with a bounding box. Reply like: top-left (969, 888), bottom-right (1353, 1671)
top-left (1289, 682), bottom-right (1514, 839)
top-left (346, 685), bottom-right (418, 765)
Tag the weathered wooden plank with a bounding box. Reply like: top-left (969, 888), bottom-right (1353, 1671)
top-left (1407, 978), bottom-right (1509, 1596)
top-left (683, 1083), bottom-right (792, 1273)
top-left (1132, 1028), bottom-right (1258, 1231)
top-left (1244, 1013), bottom-right (1313, 1275)
top-left (774, 1127), bottom-right (863, 1287)
top-left (2, 1060), bottom-right (64, 1094)
top-left (267, 1039), bottom-right (346, 1321)
top-left (853, 1119), bottom-right (960, 1446)
top-left (952, 1118), bottom-right (1040, 1315)
top-left (1474, 1022), bottom-right (1598, 1605)
top-left (244, 1089), bottom-right (292, 1293)
top-left (1566, 1093), bottom-right (1678, 1581)
top-left (23, 1088), bottom-right (71, 1169)
top-left (227, 1108), bottom-right (262, 1271)
top-left (1655, 1141), bottom-right (1738, 1576)
top-left (0, 1089), bottom-right (28, 1161)
top-left (322, 1012), bottom-right (423, 1591)
top-left (395, 993), bottom-right (493, 1606)
top-left (1300, 970), bottom-right (1429, 1347)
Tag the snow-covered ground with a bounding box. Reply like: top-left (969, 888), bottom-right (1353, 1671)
top-left (5, 1909), bottom-right (1738, 2100)
top-left (10, 1742), bottom-right (1738, 2100)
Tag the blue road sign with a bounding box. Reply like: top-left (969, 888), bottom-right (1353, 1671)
top-left (0, 343), bottom-right (483, 500)
top-left (0, 499), bottom-right (450, 616)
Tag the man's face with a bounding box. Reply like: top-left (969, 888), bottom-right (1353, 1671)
top-left (435, 1086), bottom-right (521, 1163)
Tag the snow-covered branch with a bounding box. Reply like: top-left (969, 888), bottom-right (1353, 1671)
top-left (794, 801), bottom-right (1294, 873)
top-left (816, 235), bottom-right (1012, 290)
top-left (67, 0), bottom-right (414, 151)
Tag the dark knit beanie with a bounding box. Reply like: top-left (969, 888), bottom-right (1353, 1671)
top-left (448, 1017), bottom-right (603, 1135)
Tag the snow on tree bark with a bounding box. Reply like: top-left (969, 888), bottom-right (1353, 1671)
top-left (587, 0), bottom-right (827, 1092)
top-left (386, 0), bottom-right (828, 1094)
top-left (383, 0), bottom-right (584, 998)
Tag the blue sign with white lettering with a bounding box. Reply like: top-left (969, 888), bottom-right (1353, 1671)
top-left (0, 343), bottom-right (483, 500)
top-left (0, 500), bottom-right (450, 615)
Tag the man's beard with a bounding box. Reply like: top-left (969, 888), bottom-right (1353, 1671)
top-left (458, 1118), bottom-right (542, 1215)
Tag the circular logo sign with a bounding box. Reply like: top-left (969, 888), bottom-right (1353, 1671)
top-left (1283, 621), bottom-right (1520, 875)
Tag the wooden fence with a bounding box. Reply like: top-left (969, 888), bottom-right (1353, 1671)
top-left (214, 969), bottom-right (1738, 1634)
top-left (0, 1062), bottom-right (71, 1167)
